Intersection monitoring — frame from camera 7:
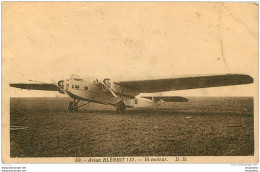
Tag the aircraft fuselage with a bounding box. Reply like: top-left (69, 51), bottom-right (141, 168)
top-left (58, 76), bottom-right (154, 108)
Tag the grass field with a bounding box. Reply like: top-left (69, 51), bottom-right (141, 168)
top-left (10, 97), bottom-right (254, 157)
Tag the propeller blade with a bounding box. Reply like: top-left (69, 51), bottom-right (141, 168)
top-left (29, 80), bottom-right (48, 84)
top-left (102, 83), bottom-right (117, 98)
top-left (50, 79), bottom-right (70, 97)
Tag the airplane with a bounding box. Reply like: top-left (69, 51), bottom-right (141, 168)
top-left (10, 73), bottom-right (254, 113)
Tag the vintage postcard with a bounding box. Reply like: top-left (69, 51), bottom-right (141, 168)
top-left (2, 2), bottom-right (258, 163)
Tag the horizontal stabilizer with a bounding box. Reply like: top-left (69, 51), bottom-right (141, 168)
top-left (10, 83), bottom-right (58, 91)
top-left (142, 96), bottom-right (188, 102)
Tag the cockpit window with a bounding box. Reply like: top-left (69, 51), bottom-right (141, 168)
top-left (75, 85), bottom-right (80, 89)
top-left (73, 78), bottom-right (83, 81)
top-left (94, 79), bottom-right (99, 85)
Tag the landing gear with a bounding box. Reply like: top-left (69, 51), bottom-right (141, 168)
top-left (68, 99), bottom-right (93, 113)
top-left (68, 99), bottom-right (80, 112)
top-left (116, 101), bottom-right (126, 114)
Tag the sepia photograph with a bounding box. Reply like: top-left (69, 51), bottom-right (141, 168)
top-left (2, 2), bottom-right (258, 163)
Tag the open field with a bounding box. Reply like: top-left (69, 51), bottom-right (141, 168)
top-left (10, 97), bottom-right (254, 157)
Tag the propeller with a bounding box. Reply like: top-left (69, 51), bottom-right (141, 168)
top-left (50, 79), bottom-right (70, 96)
top-left (29, 80), bottom-right (48, 84)
top-left (100, 82), bottom-right (117, 98)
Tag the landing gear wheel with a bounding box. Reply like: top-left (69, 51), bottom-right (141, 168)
top-left (116, 101), bottom-right (126, 114)
top-left (68, 101), bottom-right (73, 112)
top-left (68, 101), bottom-right (78, 112)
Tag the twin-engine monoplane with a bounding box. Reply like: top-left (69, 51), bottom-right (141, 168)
top-left (10, 74), bottom-right (254, 113)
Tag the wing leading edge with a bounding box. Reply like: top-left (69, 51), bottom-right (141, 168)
top-left (10, 83), bottom-right (58, 91)
top-left (117, 74), bottom-right (253, 93)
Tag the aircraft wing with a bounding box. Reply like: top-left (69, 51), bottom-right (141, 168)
top-left (116, 74), bottom-right (253, 93)
top-left (142, 96), bottom-right (188, 102)
top-left (10, 83), bottom-right (58, 91)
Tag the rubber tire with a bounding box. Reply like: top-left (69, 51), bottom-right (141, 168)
top-left (68, 101), bottom-right (78, 112)
top-left (116, 101), bottom-right (126, 114)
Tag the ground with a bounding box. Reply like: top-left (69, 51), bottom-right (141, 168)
top-left (10, 97), bottom-right (254, 157)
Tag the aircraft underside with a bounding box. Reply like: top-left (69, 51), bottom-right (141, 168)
top-left (66, 94), bottom-right (154, 114)
top-left (67, 98), bottom-right (133, 114)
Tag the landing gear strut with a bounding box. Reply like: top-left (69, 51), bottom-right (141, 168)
top-left (116, 101), bottom-right (126, 114)
top-left (68, 99), bottom-right (80, 112)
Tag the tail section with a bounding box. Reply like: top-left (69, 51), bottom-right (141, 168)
top-left (142, 96), bottom-right (188, 108)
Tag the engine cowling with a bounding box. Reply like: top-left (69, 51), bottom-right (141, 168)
top-left (57, 80), bottom-right (65, 94)
top-left (102, 78), bottom-right (112, 91)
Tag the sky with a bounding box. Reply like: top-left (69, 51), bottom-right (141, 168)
top-left (3, 2), bottom-right (258, 97)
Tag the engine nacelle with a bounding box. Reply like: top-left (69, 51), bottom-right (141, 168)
top-left (102, 78), bottom-right (119, 92)
top-left (57, 80), bottom-right (65, 94)
top-left (102, 78), bottom-right (112, 91)
top-left (102, 78), bottom-right (139, 97)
